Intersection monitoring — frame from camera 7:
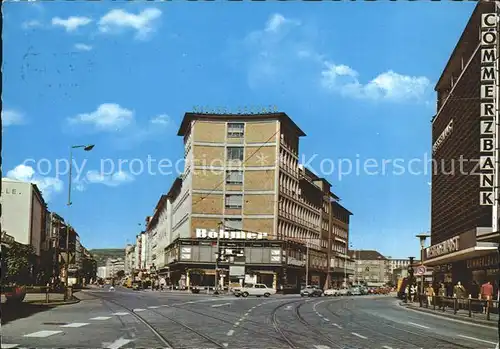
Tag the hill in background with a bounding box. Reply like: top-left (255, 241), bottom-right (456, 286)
top-left (90, 248), bottom-right (125, 267)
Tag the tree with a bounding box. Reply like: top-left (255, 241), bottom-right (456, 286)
top-left (115, 270), bottom-right (125, 279)
top-left (1, 242), bottom-right (35, 285)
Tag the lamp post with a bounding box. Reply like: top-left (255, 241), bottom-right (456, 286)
top-left (416, 233), bottom-right (430, 300)
top-left (64, 144), bottom-right (94, 300)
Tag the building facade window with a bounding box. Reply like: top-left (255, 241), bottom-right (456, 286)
top-left (227, 147), bottom-right (244, 161)
top-left (226, 170), bottom-right (243, 184)
top-left (224, 218), bottom-right (243, 231)
top-left (225, 194), bottom-right (243, 208)
top-left (227, 122), bottom-right (244, 138)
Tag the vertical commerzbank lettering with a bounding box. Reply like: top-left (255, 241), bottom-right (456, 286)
top-left (479, 12), bottom-right (498, 211)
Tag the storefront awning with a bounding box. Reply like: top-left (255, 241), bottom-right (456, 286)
top-left (423, 243), bottom-right (497, 266)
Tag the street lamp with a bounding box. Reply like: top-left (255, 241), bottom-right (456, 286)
top-left (64, 144), bottom-right (94, 300)
top-left (416, 233), bottom-right (430, 299)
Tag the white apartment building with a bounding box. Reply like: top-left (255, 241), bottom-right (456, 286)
top-left (105, 258), bottom-right (125, 277)
top-left (1, 178), bottom-right (47, 256)
top-left (124, 244), bottom-right (135, 275)
top-left (97, 266), bottom-right (108, 279)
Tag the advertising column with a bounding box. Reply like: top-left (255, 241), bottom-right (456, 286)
top-left (479, 12), bottom-right (499, 233)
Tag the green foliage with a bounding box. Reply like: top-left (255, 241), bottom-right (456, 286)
top-left (89, 248), bottom-right (125, 267)
top-left (1, 243), bottom-right (35, 285)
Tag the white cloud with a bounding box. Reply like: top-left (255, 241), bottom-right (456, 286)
top-left (238, 13), bottom-right (432, 103)
top-left (51, 16), bottom-right (92, 32)
top-left (6, 164), bottom-right (63, 202)
top-left (22, 20), bottom-right (42, 29)
top-left (85, 170), bottom-right (135, 187)
top-left (3, 109), bottom-right (26, 127)
top-left (150, 114), bottom-right (170, 126)
top-left (98, 8), bottom-right (162, 40)
top-left (68, 103), bottom-right (134, 132)
top-left (321, 64), bottom-right (431, 102)
top-left (74, 43), bottom-right (93, 51)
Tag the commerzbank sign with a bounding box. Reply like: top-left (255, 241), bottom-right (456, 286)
top-left (425, 236), bottom-right (460, 259)
top-left (196, 228), bottom-right (269, 240)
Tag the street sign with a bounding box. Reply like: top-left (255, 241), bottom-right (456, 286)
top-left (415, 265), bottom-right (427, 276)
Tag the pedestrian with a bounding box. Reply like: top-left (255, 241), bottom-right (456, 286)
top-left (425, 283), bottom-right (435, 307)
top-left (160, 277), bottom-right (166, 291)
top-left (438, 283), bottom-right (447, 310)
top-left (410, 284), bottom-right (416, 302)
top-left (480, 281), bottom-right (493, 314)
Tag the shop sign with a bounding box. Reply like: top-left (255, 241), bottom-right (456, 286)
top-left (466, 253), bottom-right (499, 269)
top-left (425, 236), bottom-right (460, 259)
top-left (479, 12), bottom-right (498, 207)
top-left (287, 257), bottom-right (305, 267)
top-left (432, 119), bottom-right (453, 154)
top-left (196, 228), bottom-right (268, 240)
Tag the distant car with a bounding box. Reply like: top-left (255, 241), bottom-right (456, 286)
top-left (359, 287), bottom-right (369, 295)
top-left (349, 287), bottom-right (361, 296)
top-left (300, 285), bottom-right (323, 297)
top-left (323, 288), bottom-right (337, 296)
top-left (233, 283), bottom-right (276, 297)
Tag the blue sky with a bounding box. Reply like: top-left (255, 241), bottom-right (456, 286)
top-left (3, 1), bottom-right (476, 258)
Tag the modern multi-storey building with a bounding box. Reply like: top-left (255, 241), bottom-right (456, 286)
top-left (424, 1), bottom-right (498, 291)
top-left (124, 244), bottom-right (135, 275)
top-left (1, 178), bottom-right (47, 257)
top-left (135, 111), bottom-right (353, 292)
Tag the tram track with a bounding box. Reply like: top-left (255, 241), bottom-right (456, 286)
top-left (324, 299), bottom-right (476, 349)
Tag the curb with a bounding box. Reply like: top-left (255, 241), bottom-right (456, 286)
top-left (399, 301), bottom-right (497, 328)
top-left (28, 295), bottom-right (81, 307)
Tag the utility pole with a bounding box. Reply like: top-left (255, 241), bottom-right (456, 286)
top-left (214, 221), bottom-right (222, 295)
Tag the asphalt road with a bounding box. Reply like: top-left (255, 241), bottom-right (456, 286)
top-left (2, 286), bottom-right (498, 349)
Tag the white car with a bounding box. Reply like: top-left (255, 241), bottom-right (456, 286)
top-left (233, 283), bottom-right (276, 297)
top-left (324, 288), bottom-right (337, 296)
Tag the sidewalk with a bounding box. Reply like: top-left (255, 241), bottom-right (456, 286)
top-left (400, 300), bottom-right (499, 327)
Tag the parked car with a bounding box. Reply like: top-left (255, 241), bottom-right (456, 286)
top-left (359, 286), bottom-right (369, 295)
top-left (349, 286), bottom-right (362, 296)
top-left (232, 283), bottom-right (276, 297)
top-left (323, 288), bottom-right (337, 296)
top-left (300, 285), bottom-right (323, 297)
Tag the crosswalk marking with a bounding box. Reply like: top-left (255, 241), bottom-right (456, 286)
top-left (458, 335), bottom-right (497, 345)
top-left (382, 346), bottom-right (394, 349)
top-left (111, 312), bottom-right (129, 316)
top-left (332, 323), bottom-right (342, 329)
top-left (2, 344), bottom-right (20, 349)
top-left (408, 322), bottom-right (429, 329)
top-left (147, 306), bottom-right (160, 309)
top-left (24, 330), bottom-right (63, 338)
top-left (61, 323), bottom-right (90, 328)
top-left (313, 345), bottom-right (331, 349)
top-left (133, 308), bottom-right (146, 312)
top-left (103, 337), bottom-right (133, 349)
top-left (351, 332), bottom-right (367, 339)
top-left (90, 316), bottom-right (112, 320)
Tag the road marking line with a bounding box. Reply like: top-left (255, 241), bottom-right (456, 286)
top-left (2, 344), bottom-right (20, 349)
top-left (90, 316), bottom-right (112, 320)
top-left (245, 311), bottom-right (251, 315)
top-left (235, 321), bottom-right (240, 326)
top-left (227, 330), bottom-right (234, 336)
top-left (61, 322), bottom-right (90, 328)
top-left (223, 344), bottom-right (228, 347)
top-left (458, 335), bottom-right (497, 345)
top-left (382, 346), bottom-right (393, 349)
top-left (351, 332), bottom-right (367, 339)
top-left (313, 346), bottom-right (331, 349)
top-left (211, 303), bottom-right (231, 308)
top-left (147, 306), bottom-right (160, 309)
top-left (111, 312), bottom-right (129, 316)
top-left (104, 337), bottom-right (133, 349)
top-left (333, 323), bottom-right (342, 329)
top-left (408, 322), bottom-right (429, 329)
top-left (24, 330), bottom-right (63, 338)
top-left (323, 318), bottom-right (330, 322)
top-left (133, 308), bottom-right (146, 312)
